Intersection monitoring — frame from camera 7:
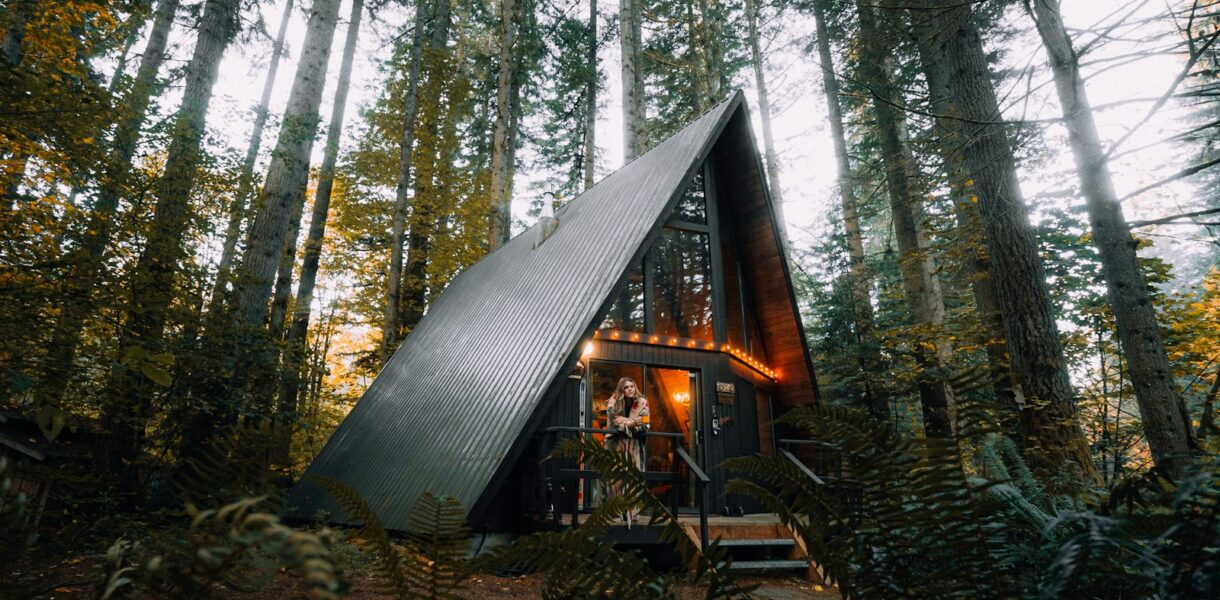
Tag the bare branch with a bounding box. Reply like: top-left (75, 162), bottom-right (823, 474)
top-left (1119, 156), bottom-right (1220, 203)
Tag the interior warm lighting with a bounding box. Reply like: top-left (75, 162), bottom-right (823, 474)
top-left (673, 392), bottom-right (690, 405)
top-left (582, 341), bottom-right (594, 357)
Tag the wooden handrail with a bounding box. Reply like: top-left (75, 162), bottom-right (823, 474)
top-left (778, 438), bottom-right (832, 447)
top-left (543, 426), bottom-right (684, 439)
top-left (674, 447), bottom-right (709, 483)
top-left (674, 445), bottom-right (709, 552)
top-left (779, 447), bottom-right (826, 486)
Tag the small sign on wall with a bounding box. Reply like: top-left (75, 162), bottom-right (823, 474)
top-left (716, 381), bottom-right (735, 404)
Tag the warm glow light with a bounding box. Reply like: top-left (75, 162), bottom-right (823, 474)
top-left (674, 392), bottom-right (690, 404)
top-left (592, 331), bottom-right (599, 338)
top-left (582, 341), bottom-right (594, 357)
top-left (631, 333), bottom-right (640, 341)
top-left (650, 336), bottom-right (658, 343)
top-left (611, 332), bottom-right (619, 339)
top-left (668, 339), bottom-right (677, 345)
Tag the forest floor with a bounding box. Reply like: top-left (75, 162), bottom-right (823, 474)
top-left (15, 552), bottom-right (838, 599)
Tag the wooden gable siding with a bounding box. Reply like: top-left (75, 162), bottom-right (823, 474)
top-left (710, 109), bottom-right (819, 412)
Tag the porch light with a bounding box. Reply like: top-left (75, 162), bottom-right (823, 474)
top-left (582, 341), bottom-right (594, 357)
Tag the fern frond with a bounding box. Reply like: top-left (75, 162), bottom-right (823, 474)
top-left (309, 475), bottom-right (411, 599)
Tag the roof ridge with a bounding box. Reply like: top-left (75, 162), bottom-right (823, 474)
top-left (559, 91), bottom-right (740, 211)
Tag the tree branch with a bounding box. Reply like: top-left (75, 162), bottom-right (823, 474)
top-left (1119, 156), bottom-right (1220, 203)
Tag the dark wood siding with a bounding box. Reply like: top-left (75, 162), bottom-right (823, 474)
top-left (710, 108), bottom-right (819, 414)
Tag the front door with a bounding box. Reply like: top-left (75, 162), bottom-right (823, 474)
top-left (644, 367), bottom-right (700, 508)
top-left (587, 361), bottom-right (703, 510)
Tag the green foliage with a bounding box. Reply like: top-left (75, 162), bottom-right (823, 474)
top-left (310, 475), bottom-right (470, 599)
top-left (170, 423), bottom-right (281, 509)
top-left (725, 403), bottom-right (1220, 598)
top-left (487, 436), bottom-right (755, 599)
top-left (98, 496), bottom-right (346, 599)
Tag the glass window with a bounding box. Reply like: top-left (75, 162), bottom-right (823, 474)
top-left (747, 300), bottom-right (767, 362)
top-left (720, 208), bottom-right (746, 349)
top-left (600, 259), bottom-right (645, 332)
top-left (671, 170), bottom-right (707, 225)
top-left (650, 228), bottom-right (713, 341)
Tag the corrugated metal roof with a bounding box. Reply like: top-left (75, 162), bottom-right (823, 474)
top-left (288, 93), bottom-right (744, 529)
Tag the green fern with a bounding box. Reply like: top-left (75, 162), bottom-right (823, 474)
top-left (310, 476), bottom-right (470, 600)
top-left (171, 422), bottom-right (281, 510)
top-left (485, 436), bottom-right (755, 599)
top-left (99, 496), bottom-right (345, 599)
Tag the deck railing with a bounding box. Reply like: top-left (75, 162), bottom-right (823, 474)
top-left (541, 426), bottom-right (710, 551)
top-left (778, 438), bottom-right (862, 521)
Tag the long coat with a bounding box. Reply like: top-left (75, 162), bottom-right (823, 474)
top-left (605, 394), bottom-right (650, 471)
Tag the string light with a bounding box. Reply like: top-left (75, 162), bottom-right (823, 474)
top-left (593, 329), bottom-right (777, 381)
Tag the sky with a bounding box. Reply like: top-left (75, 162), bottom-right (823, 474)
top-left (151, 0), bottom-right (1215, 293)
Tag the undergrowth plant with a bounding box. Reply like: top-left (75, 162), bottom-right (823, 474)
top-left (724, 402), bottom-right (1220, 599)
top-left (311, 476), bottom-right (471, 600)
top-left (98, 496), bottom-right (346, 599)
top-left (489, 436), bottom-right (756, 599)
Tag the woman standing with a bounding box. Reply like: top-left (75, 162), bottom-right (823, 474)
top-left (604, 377), bottom-right (649, 520)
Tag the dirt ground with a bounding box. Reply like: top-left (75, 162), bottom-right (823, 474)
top-left (25, 566), bottom-right (838, 599)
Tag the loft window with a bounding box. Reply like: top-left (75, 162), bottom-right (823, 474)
top-left (651, 228), bottom-right (713, 341)
top-left (671, 170), bottom-right (707, 225)
top-left (600, 259), bottom-right (645, 332)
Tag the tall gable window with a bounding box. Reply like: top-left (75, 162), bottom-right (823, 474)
top-left (601, 260), bottom-right (645, 332)
top-left (651, 228), bottom-right (712, 340)
top-left (598, 163), bottom-right (734, 345)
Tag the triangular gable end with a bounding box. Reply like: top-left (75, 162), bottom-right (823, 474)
top-left (288, 91), bottom-right (817, 530)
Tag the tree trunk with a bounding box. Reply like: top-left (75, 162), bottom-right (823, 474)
top-left (746, 0), bottom-right (782, 206)
top-left (215, 0), bottom-right (341, 424)
top-left (381, 0), bottom-right (429, 363)
top-left (488, 0), bottom-right (519, 251)
top-left (908, 2), bottom-right (1016, 419)
top-left (855, 1), bottom-right (953, 437)
top-left (276, 0), bottom-right (363, 465)
top-left (208, 0), bottom-right (295, 317)
top-left (1029, 0), bottom-right (1194, 477)
top-left (228, 0), bottom-right (341, 334)
top-left (927, 0), bottom-right (1096, 483)
top-left (101, 0), bottom-right (241, 483)
top-left (398, 0), bottom-right (453, 338)
top-left (811, 0), bottom-right (887, 423)
top-left (35, 0), bottom-right (180, 412)
top-left (619, 0), bottom-right (644, 161)
top-left (267, 183), bottom-right (306, 340)
top-left (582, 0), bottom-right (597, 191)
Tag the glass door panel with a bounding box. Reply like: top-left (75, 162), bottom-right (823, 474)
top-left (645, 367), bottom-right (698, 507)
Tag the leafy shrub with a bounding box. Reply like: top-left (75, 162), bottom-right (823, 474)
top-left (98, 496), bottom-right (346, 599)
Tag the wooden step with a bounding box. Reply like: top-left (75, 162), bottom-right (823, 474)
top-left (717, 538), bottom-right (796, 547)
top-left (728, 559), bottom-right (809, 571)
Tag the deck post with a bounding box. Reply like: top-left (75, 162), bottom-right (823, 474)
top-left (698, 479), bottom-right (709, 552)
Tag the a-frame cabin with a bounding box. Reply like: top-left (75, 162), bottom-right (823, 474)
top-left (289, 92), bottom-right (820, 541)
